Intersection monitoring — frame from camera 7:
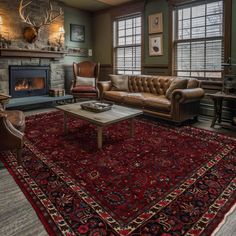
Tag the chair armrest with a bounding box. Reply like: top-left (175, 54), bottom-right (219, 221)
top-left (0, 112), bottom-right (24, 150)
top-left (172, 88), bottom-right (205, 104)
top-left (0, 94), bottom-right (11, 109)
top-left (0, 93), bottom-right (11, 99)
top-left (97, 81), bottom-right (112, 97)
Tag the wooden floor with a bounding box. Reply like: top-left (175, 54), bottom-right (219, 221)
top-left (0, 109), bottom-right (235, 236)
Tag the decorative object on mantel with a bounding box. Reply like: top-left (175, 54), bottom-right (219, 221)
top-left (66, 47), bottom-right (88, 57)
top-left (19, 0), bottom-right (63, 44)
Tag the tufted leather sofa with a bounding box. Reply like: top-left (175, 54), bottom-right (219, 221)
top-left (98, 75), bottom-right (205, 123)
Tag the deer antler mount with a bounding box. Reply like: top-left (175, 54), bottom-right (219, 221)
top-left (19, 0), bottom-right (63, 43)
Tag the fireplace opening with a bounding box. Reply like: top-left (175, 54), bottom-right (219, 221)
top-left (15, 77), bottom-right (45, 91)
top-left (9, 66), bottom-right (49, 98)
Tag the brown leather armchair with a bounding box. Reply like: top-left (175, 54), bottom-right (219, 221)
top-left (0, 94), bottom-right (25, 165)
top-left (71, 61), bottom-right (100, 101)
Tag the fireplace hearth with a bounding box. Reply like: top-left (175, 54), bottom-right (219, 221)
top-left (9, 66), bottom-right (49, 98)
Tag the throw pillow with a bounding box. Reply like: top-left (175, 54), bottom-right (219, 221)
top-left (110, 74), bottom-right (129, 91)
top-left (187, 78), bottom-right (199, 89)
top-left (165, 78), bottom-right (188, 100)
top-left (76, 76), bottom-right (95, 87)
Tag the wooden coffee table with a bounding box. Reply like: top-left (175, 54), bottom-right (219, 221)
top-left (56, 101), bottom-right (143, 149)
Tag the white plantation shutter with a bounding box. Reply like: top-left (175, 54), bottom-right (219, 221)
top-left (173, 0), bottom-right (224, 79)
top-left (113, 14), bottom-right (142, 75)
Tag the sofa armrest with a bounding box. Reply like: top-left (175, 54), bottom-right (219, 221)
top-left (97, 81), bottom-right (112, 97)
top-left (172, 88), bottom-right (205, 104)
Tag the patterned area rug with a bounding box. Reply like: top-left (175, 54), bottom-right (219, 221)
top-left (0, 111), bottom-right (236, 236)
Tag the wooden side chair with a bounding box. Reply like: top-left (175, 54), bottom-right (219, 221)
top-left (0, 94), bottom-right (25, 165)
top-left (70, 61), bottom-right (100, 101)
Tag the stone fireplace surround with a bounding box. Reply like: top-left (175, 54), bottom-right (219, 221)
top-left (0, 0), bottom-right (65, 96)
top-left (0, 57), bottom-right (65, 95)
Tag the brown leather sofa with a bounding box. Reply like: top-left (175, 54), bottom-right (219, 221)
top-left (98, 75), bottom-right (205, 123)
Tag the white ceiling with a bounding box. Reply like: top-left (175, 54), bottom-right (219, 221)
top-left (60, 0), bottom-right (135, 12)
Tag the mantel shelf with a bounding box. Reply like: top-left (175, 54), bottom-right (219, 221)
top-left (0, 48), bottom-right (65, 60)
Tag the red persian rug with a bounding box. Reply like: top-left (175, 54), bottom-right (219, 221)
top-left (0, 111), bottom-right (236, 236)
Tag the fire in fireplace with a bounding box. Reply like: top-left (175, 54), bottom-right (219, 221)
top-left (15, 77), bottom-right (45, 91)
top-left (9, 66), bottom-right (49, 98)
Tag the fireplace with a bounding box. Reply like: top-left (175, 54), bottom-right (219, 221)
top-left (9, 66), bottom-right (49, 98)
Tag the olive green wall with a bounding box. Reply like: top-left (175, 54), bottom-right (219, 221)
top-left (144, 0), bottom-right (169, 65)
top-left (92, 0), bottom-right (169, 66)
top-left (232, 0), bottom-right (236, 64)
top-left (92, 0), bottom-right (236, 68)
top-left (63, 6), bottom-right (94, 91)
top-left (63, 6), bottom-right (93, 65)
top-left (92, 13), bottom-right (112, 64)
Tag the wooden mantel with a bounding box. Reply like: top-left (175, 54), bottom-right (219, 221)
top-left (0, 48), bottom-right (65, 60)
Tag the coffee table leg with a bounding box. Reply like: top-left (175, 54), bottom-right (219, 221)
top-left (64, 112), bottom-right (68, 134)
top-left (130, 118), bottom-right (134, 137)
top-left (97, 126), bottom-right (103, 149)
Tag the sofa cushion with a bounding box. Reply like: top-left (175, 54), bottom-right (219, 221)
top-left (122, 93), bottom-right (144, 107)
top-left (72, 86), bottom-right (96, 93)
top-left (187, 78), bottom-right (199, 89)
top-left (110, 74), bottom-right (129, 91)
top-left (103, 91), bottom-right (128, 102)
top-left (165, 78), bottom-right (188, 100)
top-left (143, 93), bottom-right (171, 112)
top-left (128, 75), bottom-right (174, 95)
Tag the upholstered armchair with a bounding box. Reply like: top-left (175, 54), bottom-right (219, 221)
top-left (71, 61), bottom-right (100, 101)
top-left (0, 94), bottom-right (25, 165)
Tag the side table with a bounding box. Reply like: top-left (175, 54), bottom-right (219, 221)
top-left (207, 92), bottom-right (236, 128)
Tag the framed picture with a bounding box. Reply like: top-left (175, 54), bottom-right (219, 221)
top-left (70, 24), bottom-right (85, 42)
top-left (148, 12), bottom-right (163, 34)
top-left (149, 34), bottom-right (163, 56)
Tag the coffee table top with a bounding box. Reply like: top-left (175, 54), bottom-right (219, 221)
top-left (56, 101), bottom-right (143, 126)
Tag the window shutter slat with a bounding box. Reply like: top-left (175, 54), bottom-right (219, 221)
top-left (114, 14), bottom-right (141, 75)
top-left (173, 0), bottom-right (223, 79)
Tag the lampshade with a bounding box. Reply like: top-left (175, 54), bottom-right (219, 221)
top-left (58, 26), bottom-right (65, 34)
top-left (0, 16), bottom-right (3, 25)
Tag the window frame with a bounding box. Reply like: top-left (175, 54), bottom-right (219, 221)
top-left (168, 0), bottom-right (232, 80)
top-left (113, 13), bottom-right (143, 75)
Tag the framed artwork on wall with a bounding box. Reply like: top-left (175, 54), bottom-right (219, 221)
top-left (148, 12), bottom-right (163, 34)
top-left (70, 24), bottom-right (85, 42)
top-left (149, 34), bottom-right (163, 56)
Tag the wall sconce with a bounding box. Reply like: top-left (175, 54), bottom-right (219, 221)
top-left (0, 16), bottom-right (3, 37)
top-left (58, 26), bottom-right (65, 47)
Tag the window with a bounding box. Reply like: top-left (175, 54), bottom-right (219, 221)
top-left (173, 0), bottom-right (224, 79)
top-left (113, 14), bottom-right (142, 75)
